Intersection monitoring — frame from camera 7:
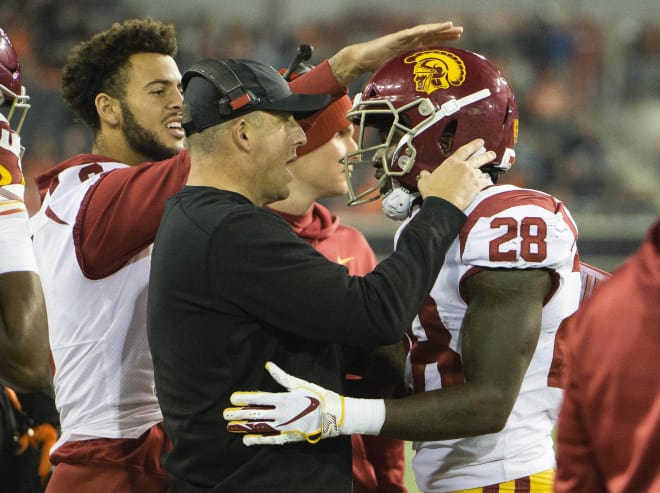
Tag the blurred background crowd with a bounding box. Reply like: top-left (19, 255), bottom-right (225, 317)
top-left (1, 0), bottom-right (658, 271)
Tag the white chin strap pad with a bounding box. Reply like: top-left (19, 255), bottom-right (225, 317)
top-left (381, 187), bottom-right (419, 221)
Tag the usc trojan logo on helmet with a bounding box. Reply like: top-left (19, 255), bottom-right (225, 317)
top-left (403, 50), bottom-right (466, 95)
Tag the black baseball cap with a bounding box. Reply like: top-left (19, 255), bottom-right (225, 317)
top-left (181, 58), bottom-right (331, 136)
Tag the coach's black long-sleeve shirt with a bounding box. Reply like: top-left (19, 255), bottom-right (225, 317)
top-left (147, 186), bottom-right (465, 493)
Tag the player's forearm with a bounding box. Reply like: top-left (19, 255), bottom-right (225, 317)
top-left (288, 60), bottom-right (345, 98)
top-left (380, 384), bottom-right (513, 441)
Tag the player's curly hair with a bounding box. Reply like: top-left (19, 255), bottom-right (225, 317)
top-left (61, 18), bottom-right (177, 131)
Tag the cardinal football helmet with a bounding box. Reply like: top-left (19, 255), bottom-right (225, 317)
top-left (341, 46), bottom-right (518, 218)
top-left (0, 28), bottom-right (30, 135)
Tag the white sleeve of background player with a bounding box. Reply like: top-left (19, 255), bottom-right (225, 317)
top-left (31, 161), bottom-right (128, 227)
top-left (461, 200), bottom-right (577, 270)
top-left (0, 118), bottom-right (38, 274)
top-left (0, 212), bottom-right (39, 274)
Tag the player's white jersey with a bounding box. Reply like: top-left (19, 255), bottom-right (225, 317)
top-left (396, 184), bottom-right (581, 492)
top-left (0, 112), bottom-right (39, 274)
top-left (0, 113), bottom-right (25, 211)
top-left (30, 160), bottom-right (162, 451)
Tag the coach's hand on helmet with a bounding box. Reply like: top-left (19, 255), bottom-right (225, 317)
top-left (417, 138), bottom-right (494, 211)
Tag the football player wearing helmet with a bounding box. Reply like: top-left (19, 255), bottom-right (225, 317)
top-left (27, 17), bottom-right (470, 492)
top-left (343, 47), bottom-right (516, 218)
top-left (0, 27), bottom-right (50, 392)
top-left (224, 47), bottom-right (589, 492)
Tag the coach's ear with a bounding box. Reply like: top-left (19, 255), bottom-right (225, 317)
top-left (232, 117), bottom-right (252, 153)
top-left (95, 93), bottom-right (121, 127)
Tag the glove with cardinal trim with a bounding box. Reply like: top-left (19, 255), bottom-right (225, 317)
top-left (223, 361), bottom-right (386, 446)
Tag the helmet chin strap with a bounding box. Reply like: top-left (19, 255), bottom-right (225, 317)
top-left (381, 182), bottom-right (420, 221)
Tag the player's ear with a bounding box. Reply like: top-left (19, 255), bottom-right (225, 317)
top-left (95, 93), bottom-right (121, 127)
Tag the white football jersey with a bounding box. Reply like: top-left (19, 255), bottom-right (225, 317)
top-left (0, 113), bottom-right (38, 274)
top-left (396, 184), bottom-right (581, 492)
top-left (30, 160), bottom-right (163, 451)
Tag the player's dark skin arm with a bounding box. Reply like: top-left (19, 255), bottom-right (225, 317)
top-left (380, 268), bottom-right (551, 441)
top-left (0, 271), bottom-right (51, 391)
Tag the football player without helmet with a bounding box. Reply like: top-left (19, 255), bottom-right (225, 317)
top-left (341, 46), bottom-right (517, 220)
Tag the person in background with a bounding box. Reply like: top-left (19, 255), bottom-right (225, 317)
top-left (554, 218), bottom-right (660, 493)
top-left (28, 16), bottom-right (468, 492)
top-left (271, 58), bottom-right (407, 492)
top-left (224, 46), bottom-right (585, 493)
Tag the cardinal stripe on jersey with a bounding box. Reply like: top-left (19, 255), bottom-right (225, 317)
top-left (0, 200), bottom-right (26, 215)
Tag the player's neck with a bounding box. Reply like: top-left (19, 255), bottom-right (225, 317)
top-left (92, 132), bottom-right (147, 167)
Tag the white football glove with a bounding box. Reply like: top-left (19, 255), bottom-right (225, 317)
top-left (223, 361), bottom-right (385, 446)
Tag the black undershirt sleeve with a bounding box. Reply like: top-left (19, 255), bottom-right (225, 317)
top-left (213, 196), bottom-right (465, 347)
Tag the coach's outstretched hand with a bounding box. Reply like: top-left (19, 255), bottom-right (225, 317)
top-left (328, 22), bottom-right (463, 87)
top-left (223, 361), bottom-right (385, 446)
